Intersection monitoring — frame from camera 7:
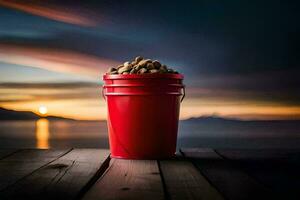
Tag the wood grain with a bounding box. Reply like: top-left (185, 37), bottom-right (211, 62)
top-left (0, 149), bottom-right (70, 191)
top-left (1, 148), bottom-right (296, 200)
top-left (159, 159), bottom-right (224, 200)
top-left (82, 159), bottom-right (165, 200)
top-left (0, 149), bottom-right (17, 160)
top-left (217, 149), bottom-right (300, 199)
top-left (0, 149), bottom-right (110, 200)
top-left (216, 149), bottom-right (300, 162)
top-left (181, 148), bottom-right (276, 200)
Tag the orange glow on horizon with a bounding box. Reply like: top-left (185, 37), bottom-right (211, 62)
top-left (1, 98), bottom-right (107, 120)
top-left (180, 105), bottom-right (300, 120)
top-left (2, 101), bottom-right (300, 121)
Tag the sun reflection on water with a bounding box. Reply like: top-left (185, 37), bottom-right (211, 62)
top-left (36, 118), bottom-right (50, 149)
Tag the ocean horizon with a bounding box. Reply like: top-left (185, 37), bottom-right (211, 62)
top-left (1, 118), bottom-right (299, 150)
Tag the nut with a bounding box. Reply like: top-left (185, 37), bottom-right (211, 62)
top-left (106, 57), bottom-right (179, 75)
top-left (167, 68), bottom-right (174, 73)
top-left (110, 70), bottom-right (118, 75)
top-left (118, 65), bottom-right (131, 74)
top-left (135, 56), bottom-right (143, 63)
top-left (149, 69), bottom-right (159, 73)
top-left (159, 65), bottom-right (167, 73)
top-left (130, 68), bottom-right (137, 74)
top-left (152, 60), bottom-right (161, 68)
top-left (147, 63), bottom-right (155, 70)
top-left (107, 67), bottom-right (117, 74)
top-left (117, 64), bottom-right (124, 69)
top-left (138, 68), bottom-right (147, 74)
top-left (134, 65), bottom-right (142, 70)
top-left (138, 59), bottom-right (151, 67)
top-left (160, 65), bottom-right (167, 70)
top-left (123, 61), bottom-right (131, 67)
top-left (131, 60), bottom-right (137, 65)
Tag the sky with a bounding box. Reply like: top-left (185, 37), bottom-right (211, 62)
top-left (0, 0), bottom-right (299, 120)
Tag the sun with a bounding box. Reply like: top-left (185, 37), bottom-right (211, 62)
top-left (39, 106), bottom-right (48, 115)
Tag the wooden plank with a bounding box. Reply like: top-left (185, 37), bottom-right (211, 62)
top-left (82, 159), bottom-right (165, 200)
top-left (217, 149), bottom-right (300, 199)
top-left (216, 149), bottom-right (300, 162)
top-left (181, 148), bottom-right (277, 200)
top-left (180, 148), bottom-right (221, 159)
top-left (0, 149), bottom-right (71, 191)
top-left (159, 159), bottom-right (224, 200)
top-left (0, 149), bottom-right (18, 160)
top-left (0, 149), bottom-right (110, 200)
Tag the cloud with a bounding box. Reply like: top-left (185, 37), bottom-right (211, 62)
top-left (0, 92), bottom-right (98, 103)
top-left (0, 81), bottom-right (101, 103)
top-left (0, 82), bottom-right (98, 89)
top-left (186, 68), bottom-right (300, 106)
top-left (0, 0), bottom-right (98, 27)
top-left (0, 43), bottom-right (120, 77)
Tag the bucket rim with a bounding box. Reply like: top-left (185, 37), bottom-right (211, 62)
top-left (103, 73), bottom-right (184, 80)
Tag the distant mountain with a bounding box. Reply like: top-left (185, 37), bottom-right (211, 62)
top-left (184, 115), bottom-right (300, 124)
top-left (180, 115), bottom-right (300, 138)
top-left (184, 116), bottom-right (240, 123)
top-left (0, 107), bottom-right (75, 121)
top-left (179, 115), bottom-right (300, 149)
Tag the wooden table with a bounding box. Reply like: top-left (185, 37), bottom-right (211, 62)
top-left (0, 148), bottom-right (299, 200)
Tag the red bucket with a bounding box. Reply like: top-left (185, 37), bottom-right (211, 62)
top-left (102, 73), bottom-right (185, 159)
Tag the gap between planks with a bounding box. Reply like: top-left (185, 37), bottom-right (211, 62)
top-left (82, 158), bottom-right (165, 200)
top-left (83, 155), bottom-right (224, 200)
top-left (180, 148), bottom-right (279, 200)
top-left (0, 148), bottom-right (73, 192)
top-left (158, 158), bottom-right (224, 200)
top-left (216, 149), bottom-right (300, 200)
top-left (0, 149), bottom-right (110, 200)
top-left (0, 149), bottom-right (21, 161)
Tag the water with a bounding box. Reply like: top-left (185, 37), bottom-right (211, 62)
top-left (0, 119), bottom-right (109, 149)
top-left (0, 119), bottom-right (300, 149)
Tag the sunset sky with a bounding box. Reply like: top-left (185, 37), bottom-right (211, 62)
top-left (0, 0), bottom-right (299, 120)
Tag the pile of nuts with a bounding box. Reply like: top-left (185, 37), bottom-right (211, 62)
top-left (106, 56), bottom-right (179, 75)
